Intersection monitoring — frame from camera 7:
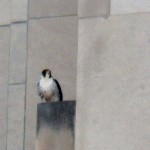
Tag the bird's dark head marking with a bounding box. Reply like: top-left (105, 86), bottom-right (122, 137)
top-left (41, 69), bottom-right (52, 78)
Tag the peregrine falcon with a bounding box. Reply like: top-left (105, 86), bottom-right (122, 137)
top-left (37, 69), bottom-right (63, 102)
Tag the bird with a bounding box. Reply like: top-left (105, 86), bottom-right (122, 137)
top-left (37, 69), bottom-right (63, 102)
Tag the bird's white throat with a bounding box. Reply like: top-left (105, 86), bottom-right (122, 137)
top-left (40, 77), bottom-right (53, 90)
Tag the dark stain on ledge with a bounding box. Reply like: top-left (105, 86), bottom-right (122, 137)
top-left (37, 101), bottom-right (76, 136)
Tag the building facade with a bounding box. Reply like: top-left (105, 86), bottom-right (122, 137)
top-left (0, 0), bottom-right (150, 150)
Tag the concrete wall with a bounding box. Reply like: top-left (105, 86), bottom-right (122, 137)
top-left (0, 0), bottom-right (150, 150)
top-left (0, 0), bottom-right (77, 150)
top-left (76, 0), bottom-right (150, 150)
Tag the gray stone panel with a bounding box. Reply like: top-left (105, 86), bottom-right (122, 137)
top-left (37, 101), bottom-right (76, 150)
top-left (0, 0), bottom-right (11, 25)
top-left (0, 85), bottom-right (8, 150)
top-left (0, 27), bottom-right (10, 150)
top-left (11, 0), bottom-right (28, 22)
top-left (111, 0), bottom-right (150, 15)
top-left (76, 14), bottom-right (150, 150)
top-left (25, 16), bottom-right (77, 150)
top-left (7, 84), bottom-right (25, 150)
top-left (79, 0), bottom-right (110, 18)
top-left (29, 0), bottom-right (77, 18)
top-left (9, 23), bottom-right (27, 84)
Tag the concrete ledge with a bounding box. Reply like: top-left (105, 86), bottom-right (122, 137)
top-left (36, 101), bottom-right (76, 150)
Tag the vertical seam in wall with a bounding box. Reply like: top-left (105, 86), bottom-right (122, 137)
top-left (74, 15), bottom-right (79, 150)
top-left (76, 16), bottom-right (79, 99)
top-left (6, 24), bottom-right (11, 150)
top-left (109, 0), bottom-right (111, 16)
top-left (23, 0), bottom-right (29, 149)
top-left (6, 0), bottom-right (12, 148)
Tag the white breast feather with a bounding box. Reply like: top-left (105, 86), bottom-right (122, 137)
top-left (39, 77), bottom-right (60, 102)
top-left (40, 78), bottom-right (54, 92)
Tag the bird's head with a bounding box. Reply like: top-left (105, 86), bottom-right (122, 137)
top-left (41, 69), bottom-right (52, 79)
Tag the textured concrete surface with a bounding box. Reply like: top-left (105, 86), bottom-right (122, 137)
top-left (79, 0), bottom-right (110, 18)
top-left (7, 85), bottom-right (25, 150)
top-left (111, 0), bottom-right (150, 15)
top-left (9, 23), bottom-right (27, 84)
top-left (76, 14), bottom-right (150, 150)
top-left (37, 101), bottom-right (75, 150)
top-left (0, 0), bottom-right (28, 25)
top-left (0, 1), bottom-right (150, 150)
top-left (0, 27), bottom-right (10, 150)
top-left (11, 0), bottom-right (28, 22)
top-left (0, 85), bottom-right (8, 150)
top-left (0, 0), bottom-right (11, 25)
top-left (37, 127), bottom-right (73, 150)
top-left (25, 16), bottom-right (77, 150)
top-left (29, 0), bottom-right (77, 18)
